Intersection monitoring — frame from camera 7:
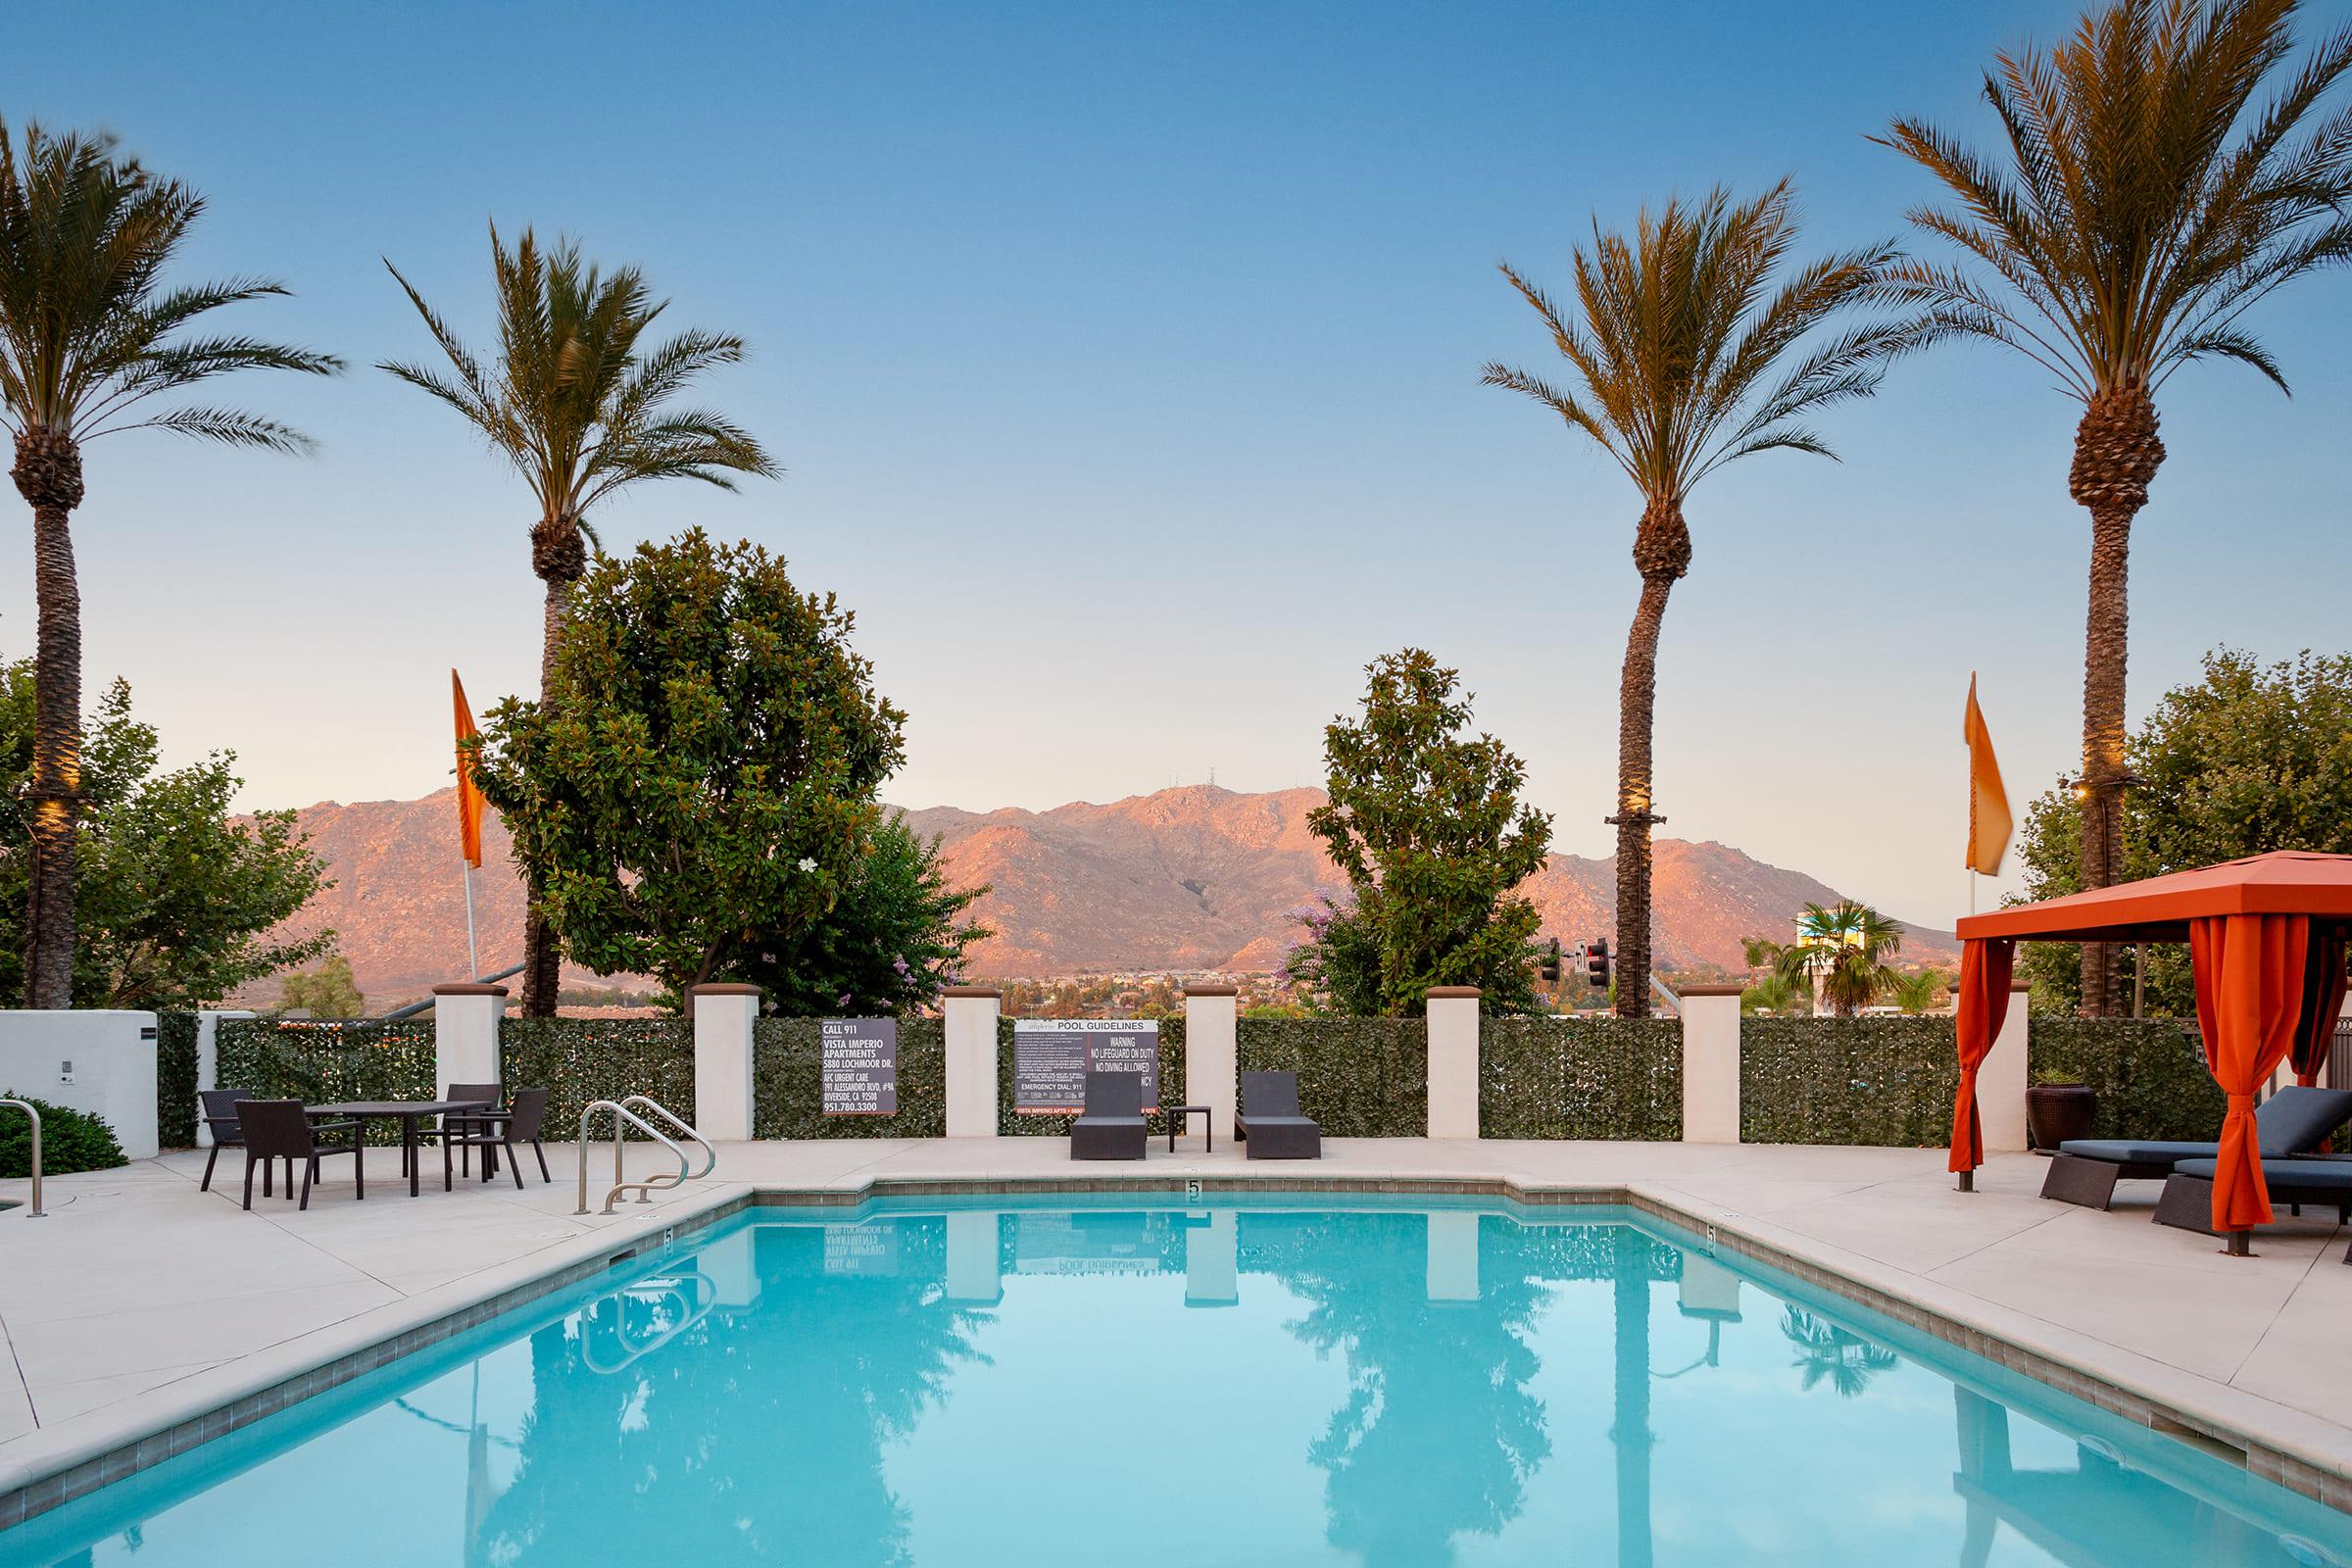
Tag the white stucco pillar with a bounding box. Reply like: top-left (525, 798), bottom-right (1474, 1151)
top-left (946, 1209), bottom-right (1004, 1302)
top-left (1183, 984), bottom-right (1239, 1144)
top-left (1677, 985), bottom-right (1743, 1144)
top-left (944, 987), bottom-right (1002, 1138)
top-left (431, 984), bottom-right (506, 1101)
top-left (1185, 1209), bottom-right (1238, 1307)
top-left (1426, 987), bottom-right (1481, 1139)
top-left (1426, 1209), bottom-right (1480, 1301)
top-left (0, 1010), bottom-right (159, 1158)
top-left (192, 1009), bottom-right (254, 1148)
top-left (1979, 984), bottom-right (2034, 1153)
top-left (691, 984), bottom-right (760, 1141)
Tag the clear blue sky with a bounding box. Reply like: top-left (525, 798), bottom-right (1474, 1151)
top-left (7, 0), bottom-right (2351, 929)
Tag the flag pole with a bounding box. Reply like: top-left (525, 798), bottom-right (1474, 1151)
top-left (462, 861), bottom-right (479, 981)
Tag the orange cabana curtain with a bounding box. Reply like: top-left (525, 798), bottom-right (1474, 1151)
top-left (2290, 923), bottom-right (2348, 1086)
top-left (2190, 913), bottom-right (2311, 1232)
top-left (1948, 937), bottom-right (2016, 1174)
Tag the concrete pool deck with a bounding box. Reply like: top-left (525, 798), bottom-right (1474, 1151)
top-left (4, 1136), bottom-right (2352, 1524)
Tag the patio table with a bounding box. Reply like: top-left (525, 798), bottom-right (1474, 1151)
top-left (307, 1101), bottom-right (490, 1198)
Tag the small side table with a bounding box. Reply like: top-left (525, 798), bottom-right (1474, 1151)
top-left (1164, 1103), bottom-right (1211, 1153)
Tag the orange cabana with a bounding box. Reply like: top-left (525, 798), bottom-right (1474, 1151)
top-left (1952, 852), bottom-right (2352, 1249)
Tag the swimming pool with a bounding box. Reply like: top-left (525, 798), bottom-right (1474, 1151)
top-left (5, 1196), bottom-right (2346, 1566)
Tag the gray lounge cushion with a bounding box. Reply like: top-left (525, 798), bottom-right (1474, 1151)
top-left (2057, 1086), bottom-right (2352, 1170)
top-left (2173, 1156), bottom-right (2352, 1192)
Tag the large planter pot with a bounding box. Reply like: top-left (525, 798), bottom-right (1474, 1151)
top-left (2027, 1084), bottom-right (2097, 1152)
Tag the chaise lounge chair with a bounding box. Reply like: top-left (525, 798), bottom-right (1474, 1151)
top-left (2155, 1156), bottom-right (2352, 1261)
top-left (1070, 1071), bottom-right (1148, 1161)
top-left (1235, 1070), bottom-right (1321, 1160)
top-left (2040, 1085), bottom-right (2352, 1209)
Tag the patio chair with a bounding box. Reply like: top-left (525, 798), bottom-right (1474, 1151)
top-left (1235, 1070), bottom-right (1321, 1160)
top-left (236, 1100), bottom-right (365, 1212)
top-left (197, 1088), bottom-right (253, 1193)
top-left (2154, 1156), bottom-right (2352, 1262)
top-left (441, 1087), bottom-right (553, 1190)
top-left (2040, 1085), bottom-right (2352, 1209)
top-left (1070, 1071), bottom-right (1148, 1161)
top-left (420, 1082), bottom-right (504, 1178)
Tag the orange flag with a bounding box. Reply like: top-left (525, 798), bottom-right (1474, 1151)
top-left (1963, 673), bottom-right (2012, 876)
top-left (452, 670), bottom-right (486, 869)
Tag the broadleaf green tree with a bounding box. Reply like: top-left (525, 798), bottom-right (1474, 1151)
top-left (470, 530), bottom-right (907, 1006)
top-left (1293, 649), bottom-right (1551, 1015)
top-left (276, 954), bottom-right (365, 1017)
top-left (0, 659), bottom-right (333, 1007)
top-left (382, 226), bottom-right (776, 1014)
top-left (2014, 647), bottom-right (2352, 1014)
top-left (1881, 0), bottom-right (2352, 1012)
top-left (0, 121), bottom-right (339, 1004)
top-left (737, 812), bottom-right (992, 1017)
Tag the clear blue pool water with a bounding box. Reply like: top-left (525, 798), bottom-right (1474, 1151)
top-left (7, 1197), bottom-right (2348, 1566)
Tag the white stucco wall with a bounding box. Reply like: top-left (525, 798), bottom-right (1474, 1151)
top-left (0, 1010), bottom-right (160, 1159)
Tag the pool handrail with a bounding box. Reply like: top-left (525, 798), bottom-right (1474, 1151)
top-left (575, 1098), bottom-right (711, 1216)
top-left (1, 1098), bottom-right (43, 1216)
top-left (619, 1095), bottom-right (715, 1181)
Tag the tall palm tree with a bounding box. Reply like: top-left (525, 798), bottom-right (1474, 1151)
top-left (0, 121), bottom-right (340, 1007)
top-left (1881, 0), bottom-right (2352, 1014)
top-left (382, 226), bottom-right (776, 1013)
top-left (1484, 181), bottom-right (1941, 1016)
top-left (1748, 901), bottom-right (1908, 1015)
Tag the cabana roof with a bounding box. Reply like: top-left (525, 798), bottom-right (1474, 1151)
top-left (1954, 852), bottom-right (2352, 946)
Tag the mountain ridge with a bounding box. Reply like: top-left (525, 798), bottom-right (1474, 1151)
top-left (255, 783), bottom-right (1955, 1003)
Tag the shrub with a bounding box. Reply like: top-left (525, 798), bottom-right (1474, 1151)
top-left (0, 1094), bottom-right (128, 1177)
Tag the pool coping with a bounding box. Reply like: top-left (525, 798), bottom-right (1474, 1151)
top-left (4, 1168), bottom-right (2351, 1531)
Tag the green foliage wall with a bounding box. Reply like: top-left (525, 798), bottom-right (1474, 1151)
top-left (1000, 1018), bottom-right (1183, 1136)
top-left (214, 1018), bottom-right (437, 1146)
top-left (1741, 1016), bottom-right (1960, 1147)
top-left (500, 1016), bottom-right (697, 1144)
top-left (156, 1010), bottom-right (199, 1148)
top-left (2029, 1018), bottom-right (2223, 1141)
top-left (0, 1094), bottom-right (127, 1178)
top-left (1481, 1017), bottom-right (1682, 1140)
top-left (755, 1017), bottom-right (947, 1139)
top-left (1237, 1016), bottom-right (1426, 1137)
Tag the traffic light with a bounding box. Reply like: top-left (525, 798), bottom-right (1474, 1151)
top-left (1585, 938), bottom-right (1611, 989)
top-left (1539, 938), bottom-right (1562, 982)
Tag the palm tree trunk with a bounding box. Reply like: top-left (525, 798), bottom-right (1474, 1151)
top-left (1611, 501), bottom-right (1690, 1020)
top-left (13, 429), bottom-right (86, 1009)
top-left (518, 515), bottom-right (586, 1017)
top-left (2068, 389), bottom-right (2164, 1017)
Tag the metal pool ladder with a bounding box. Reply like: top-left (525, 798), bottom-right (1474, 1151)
top-left (1, 1099), bottom-right (43, 1217)
top-left (575, 1095), bottom-right (716, 1216)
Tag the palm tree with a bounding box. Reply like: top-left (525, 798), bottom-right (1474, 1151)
top-left (1886, 967), bottom-right (1948, 1014)
top-left (1740, 973), bottom-right (1808, 1015)
top-left (1767, 901), bottom-right (1907, 1015)
top-left (1484, 181), bottom-right (1942, 1016)
top-left (1880, 0), bottom-right (2352, 1014)
top-left (382, 227), bottom-right (776, 1012)
top-left (0, 122), bottom-right (339, 1007)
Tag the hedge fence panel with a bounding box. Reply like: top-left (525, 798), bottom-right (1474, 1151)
top-left (500, 1015), bottom-right (696, 1142)
top-left (1740, 1016), bottom-right (1959, 1148)
top-left (155, 1010), bottom-right (199, 1149)
top-left (755, 1017), bottom-right (947, 1139)
top-left (1236, 1016), bottom-right (1427, 1138)
top-left (2029, 1017), bottom-right (2220, 1142)
top-left (1481, 1017), bottom-right (1682, 1140)
top-left (214, 1018), bottom-right (438, 1147)
top-left (999, 1018), bottom-right (1183, 1136)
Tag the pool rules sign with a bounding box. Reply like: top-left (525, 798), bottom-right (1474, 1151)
top-left (1012, 1019), bottom-right (1159, 1113)
top-left (820, 1018), bottom-right (898, 1116)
